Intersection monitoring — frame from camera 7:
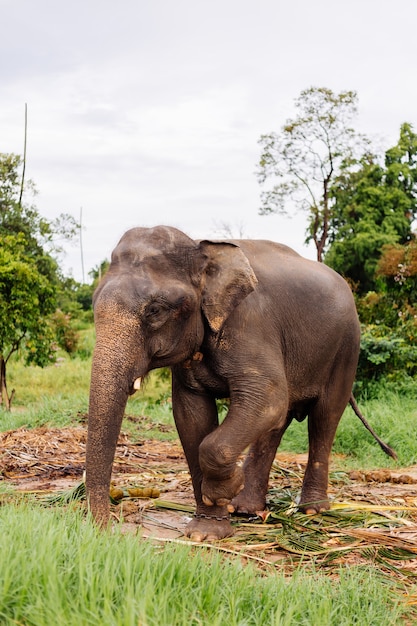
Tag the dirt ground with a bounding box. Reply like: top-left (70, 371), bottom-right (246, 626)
top-left (0, 425), bottom-right (194, 538)
top-left (1, 423), bottom-right (417, 592)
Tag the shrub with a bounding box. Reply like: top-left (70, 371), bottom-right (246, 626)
top-left (50, 309), bottom-right (79, 355)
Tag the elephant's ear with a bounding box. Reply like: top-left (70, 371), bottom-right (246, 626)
top-left (198, 241), bottom-right (258, 333)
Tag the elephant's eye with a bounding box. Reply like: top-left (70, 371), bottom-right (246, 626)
top-left (147, 303), bottom-right (164, 317)
top-left (206, 263), bottom-right (219, 277)
top-left (145, 301), bottom-right (171, 330)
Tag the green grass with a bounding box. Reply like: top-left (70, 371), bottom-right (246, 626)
top-left (2, 356), bottom-right (174, 435)
top-left (278, 388), bottom-right (417, 470)
top-left (0, 501), bottom-right (411, 626)
top-left (334, 391), bottom-right (417, 468)
top-left (6, 356), bottom-right (91, 408)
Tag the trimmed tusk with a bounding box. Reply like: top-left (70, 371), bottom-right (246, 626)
top-left (133, 377), bottom-right (142, 390)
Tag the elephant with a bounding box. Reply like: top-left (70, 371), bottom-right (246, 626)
top-left (85, 225), bottom-right (389, 541)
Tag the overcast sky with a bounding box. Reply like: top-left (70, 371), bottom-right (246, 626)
top-left (2, 0), bottom-right (417, 281)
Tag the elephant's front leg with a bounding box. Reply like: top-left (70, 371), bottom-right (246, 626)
top-left (172, 373), bottom-right (235, 541)
top-left (197, 385), bottom-right (288, 520)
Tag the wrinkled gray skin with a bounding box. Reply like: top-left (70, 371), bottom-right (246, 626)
top-left (86, 225), bottom-right (360, 541)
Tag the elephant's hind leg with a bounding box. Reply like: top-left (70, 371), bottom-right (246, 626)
top-left (300, 392), bottom-right (349, 514)
top-left (231, 422), bottom-right (290, 515)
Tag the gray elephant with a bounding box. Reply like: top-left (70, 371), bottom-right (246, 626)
top-left (86, 225), bottom-right (391, 541)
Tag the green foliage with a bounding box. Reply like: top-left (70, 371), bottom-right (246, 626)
top-left (257, 87), bottom-right (369, 261)
top-left (326, 123), bottom-right (417, 293)
top-left (385, 121), bottom-right (417, 197)
top-left (0, 151), bottom-right (80, 264)
top-left (0, 234), bottom-right (56, 366)
top-left (356, 323), bottom-right (417, 392)
top-left (0, 154), bottom-right (78, 263)
top-left (353, 244), bottom-right (417, 390)
top-left (321, 123), bottom-right (417, 387)
top-left (89, 258), bottom-right (110, 287)
top-left (74, 282), bottom-right (94, 312)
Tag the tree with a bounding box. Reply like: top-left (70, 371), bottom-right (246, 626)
top-left (257, 87), bottom-right (370, 261)
top-left (0, 234), bottom-right (56, 409)
top-left (89, 259), bottom-right (110, 289)
top-left (354, 241), bottom-right (417, 389)
top-left (212, 219), bottom-right (247, 239)
top-left (325, 123), bottom-right (417, 293)
top-left (0, 152), bottom-right (79, 409)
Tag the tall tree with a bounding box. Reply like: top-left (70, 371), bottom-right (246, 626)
top-left (257, 87), bottom-right (370, 261)
top-left (325, 123), bottom-right (417, 293)
top-left (0, 152), bottom-right (78, 409)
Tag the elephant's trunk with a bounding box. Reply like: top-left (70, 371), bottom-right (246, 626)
top-left (86, 332), bottom-right (146, 526)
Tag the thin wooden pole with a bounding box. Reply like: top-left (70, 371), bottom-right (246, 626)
top-left (19, 103), bottom-right (28, 207)
top-left (80, 206), bottom-right (85, 283)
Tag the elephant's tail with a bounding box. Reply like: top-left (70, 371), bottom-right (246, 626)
top-left (349, 393), bottom-right (397, 460)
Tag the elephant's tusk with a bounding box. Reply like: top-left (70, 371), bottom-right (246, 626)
top-left (133, 377), bottom-right (142, 390)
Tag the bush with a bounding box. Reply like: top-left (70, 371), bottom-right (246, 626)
top-left (355, 284), bottom-right (417, 392)
top-left (50, 309), bottom-right (79, 355)
top-left (356, 323), bottom-right (417, 393)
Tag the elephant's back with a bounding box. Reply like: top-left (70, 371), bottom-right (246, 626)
top-left (233, 239), bottom-right (358, 336)
top-left (227, 238), bottom-right (300, 261)
top-left (232, 239), bottom-right (346, 294)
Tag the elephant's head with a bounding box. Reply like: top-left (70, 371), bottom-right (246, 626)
top-left (86, 225), bottom-right (257, 524)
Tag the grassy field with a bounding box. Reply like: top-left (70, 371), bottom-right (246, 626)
top-left (0, 501), bottom-right (410, 626)
top-left (1, 351), bottom-right (417, 625)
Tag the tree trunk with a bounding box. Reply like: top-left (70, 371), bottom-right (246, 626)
top-left (0, 355), bottom-right (13, 411)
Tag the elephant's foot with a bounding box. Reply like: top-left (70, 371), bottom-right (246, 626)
top-left (184, 510), bottom-right (234, 542)
top-left (230, 488), bottom-right (267, 516)
top-left (299, 492), bottom-right (330, 515)
top-left (299, 461), bottom-right (330, 514)
top-left (201, 465), bottom-right (245, 508)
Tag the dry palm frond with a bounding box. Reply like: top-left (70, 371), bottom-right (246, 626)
top-left (149, 535), bottom-right (277, 568)
top-left (332, 501), bottom-right (417, 513)
top-left (405, 594), bottom-right (417, 606)
top-left (152, 499), bottom-right (194, 513)
top-left (221, 487), bottom-right (417, 578)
